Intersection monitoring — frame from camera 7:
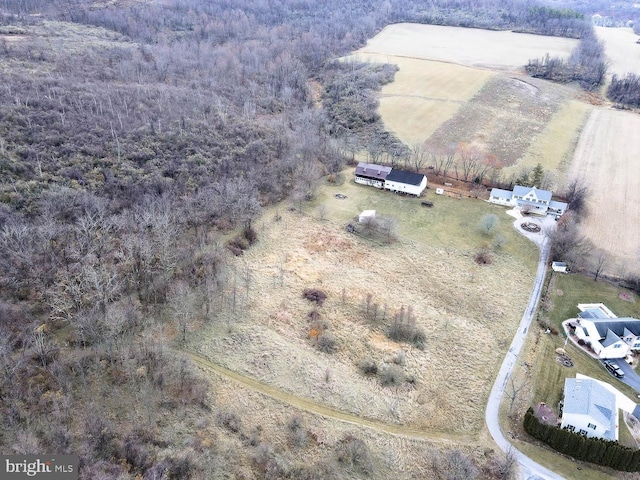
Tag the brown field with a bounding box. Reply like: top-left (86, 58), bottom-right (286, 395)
top-left (193, 179), bottom-right (537, 442)
top-left (346, 23), bottom-right (586, 177)
top-left (567, 108), bottom-right (640, 274)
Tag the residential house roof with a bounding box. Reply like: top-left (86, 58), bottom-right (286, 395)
top-left (355, 162), bottom-right (392, 180)
top-left (602, 329), bottom-right (623, 348)
top-left (590, 318), bottom-right (640, 339)
top-left (564, 378), bottom-right (617, 440)
top-left (513, 185), bottom-right (552, 202)
top-left (385, 169), bottom-right (425, 186)
top-left (490, 188), bottom-right (512, 199)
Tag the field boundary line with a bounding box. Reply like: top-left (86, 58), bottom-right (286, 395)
top-left (181, 348), bottom-right (479, 446)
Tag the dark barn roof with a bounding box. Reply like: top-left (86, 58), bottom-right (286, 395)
top-left (355, 162), bottom-right (392, 181)
top-left (385, 169), bottom-right (425, 186)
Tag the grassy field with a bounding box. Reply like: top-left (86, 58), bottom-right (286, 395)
top-left (344, 53), bottom-right (495, 146)
top-left (194, 175), bottom-right (539, 444)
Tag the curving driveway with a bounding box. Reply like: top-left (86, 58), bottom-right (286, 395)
top-left (485, 217), bottom-right (565, 480)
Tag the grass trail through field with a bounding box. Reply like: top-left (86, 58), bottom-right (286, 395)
top-left (182, 348), bottom-right (479, 446)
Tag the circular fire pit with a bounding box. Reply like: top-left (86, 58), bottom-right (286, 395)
top-left (521, 222), bottom-right (541, 233)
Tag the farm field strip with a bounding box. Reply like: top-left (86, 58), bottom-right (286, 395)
top-left (355, 23), bottom-right (577, 71)
top-left (568, 107), bottom-right (640, 273)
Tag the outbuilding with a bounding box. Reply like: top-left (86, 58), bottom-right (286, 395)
top-left (358, 210), bottom-right (376, 223)
top-left (552, 261), bottom-right (569, 273)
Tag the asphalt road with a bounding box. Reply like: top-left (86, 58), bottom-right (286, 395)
top-left (485, 238), bottom-right (565, 480)
top-left (609, 358), bottom-right (640, 393)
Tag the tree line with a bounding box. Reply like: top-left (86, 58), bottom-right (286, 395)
top-left (524, 407), bottom-right (640, 472)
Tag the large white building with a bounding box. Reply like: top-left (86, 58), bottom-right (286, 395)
top-left (560, 378), bottom-right (618, 441)
top-left (354, 162), bottom-right (427, 197)
top-left (489, 185), bottom-right (567, 218)
top-left (570, 304), bottom-right (640, 359)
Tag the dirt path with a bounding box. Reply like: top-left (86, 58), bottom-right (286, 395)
top-left (182, 349), bottom-right (477, 446)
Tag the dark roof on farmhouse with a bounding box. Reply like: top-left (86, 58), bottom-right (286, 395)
top-left (590, 318), bottom-right (640, 339)
top-left (385, 169), bottom-right (425, 186)
top-left (355, 162), bottom-right (391, 181)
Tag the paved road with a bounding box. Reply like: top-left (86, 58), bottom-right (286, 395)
top-left (485, 238), bottom-right (565, 480)
top-left (610, 358), bottom-right (640, 393)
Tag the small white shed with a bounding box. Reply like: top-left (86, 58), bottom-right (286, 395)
top-left (358, 210), bottom-right (376, 223)
top-left (552, 261), bottom-right (569, 273)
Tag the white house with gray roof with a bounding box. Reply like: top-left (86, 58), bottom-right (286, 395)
top-left (560, 378), bottom-right (618, 441)
top-left (489, 185), bottom-right (567, 218)
top-left (570, 304), bottom-right (640, 359)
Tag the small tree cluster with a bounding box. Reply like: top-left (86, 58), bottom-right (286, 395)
top-left (387, 306), bottom-right (426, 349)
top-left (524, 407), bottom-right (640, 471)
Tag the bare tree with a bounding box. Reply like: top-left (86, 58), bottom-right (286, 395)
top-left (563, 177), bottom-right (589, 217)
top-left (591, 248), bottom-right (610, 281)
top-left (479, 213), bottom-right (500, 236)
top-left (505, 376), bottom-right (529, 414)
top-left (411, 142), bottom-right (429, 172)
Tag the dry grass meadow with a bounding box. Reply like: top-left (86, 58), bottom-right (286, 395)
top-left (346, 23), bottom-right (588, 173)
top-left (193, 178), bottom-right (537, 445)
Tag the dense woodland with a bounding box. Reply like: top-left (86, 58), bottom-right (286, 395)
top-left (0, 0), bottom-right (629, 478)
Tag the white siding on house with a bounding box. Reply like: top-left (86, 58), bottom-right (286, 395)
top-left (384, 176), bottom-right (427, 196)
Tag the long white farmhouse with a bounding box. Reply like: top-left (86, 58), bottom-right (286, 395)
top-left (354, 162), bottom-right (427, 197)
top-left (489, 185), bottom-right (567, 218)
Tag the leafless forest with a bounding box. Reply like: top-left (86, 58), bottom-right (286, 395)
top-left (0, 0), bottom-right (627, 478)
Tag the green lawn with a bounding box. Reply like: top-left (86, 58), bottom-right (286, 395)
top-left (547, 273), bottom-right (640, 331)
top-left (517, 272), bottom-right (640, 476)
top-left (309, 174), bottom-right (539, 270)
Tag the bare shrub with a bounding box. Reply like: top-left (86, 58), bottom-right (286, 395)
top-left (287, 415), bottom-right (309, 448)
top-left (242, 224), bottom-right (258, 245)
top-left (216, 411), bottom-right (242, 434)
top-left (475, 243), bottom-right (493, 265)
top-left (379, 364), bottom-right (405, 387)
top-left (315, 331), bottom-right (337, 354)
top-left (303, 288), bottom-right (327, 306)
top-left (359, 358), bottom-right (378, 376)
top-left (482, 448), bottom-right (518, 480)
top-left (479, 213), bottom-right (500, 236)
top-left (431, 449), bottom-right (479, 479)
top-left (335, 434), bottom-right (373, 475)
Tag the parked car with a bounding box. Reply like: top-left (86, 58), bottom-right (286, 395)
top-left (603, 360), bottom-right (625, 378)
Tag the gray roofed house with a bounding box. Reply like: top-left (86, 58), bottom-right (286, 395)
top-left (560, 378), bottom-right (618, 441)
top-left (573, 309), bottom-right (640, 358)
top-left (488, 184), bottom-right (567, 218)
